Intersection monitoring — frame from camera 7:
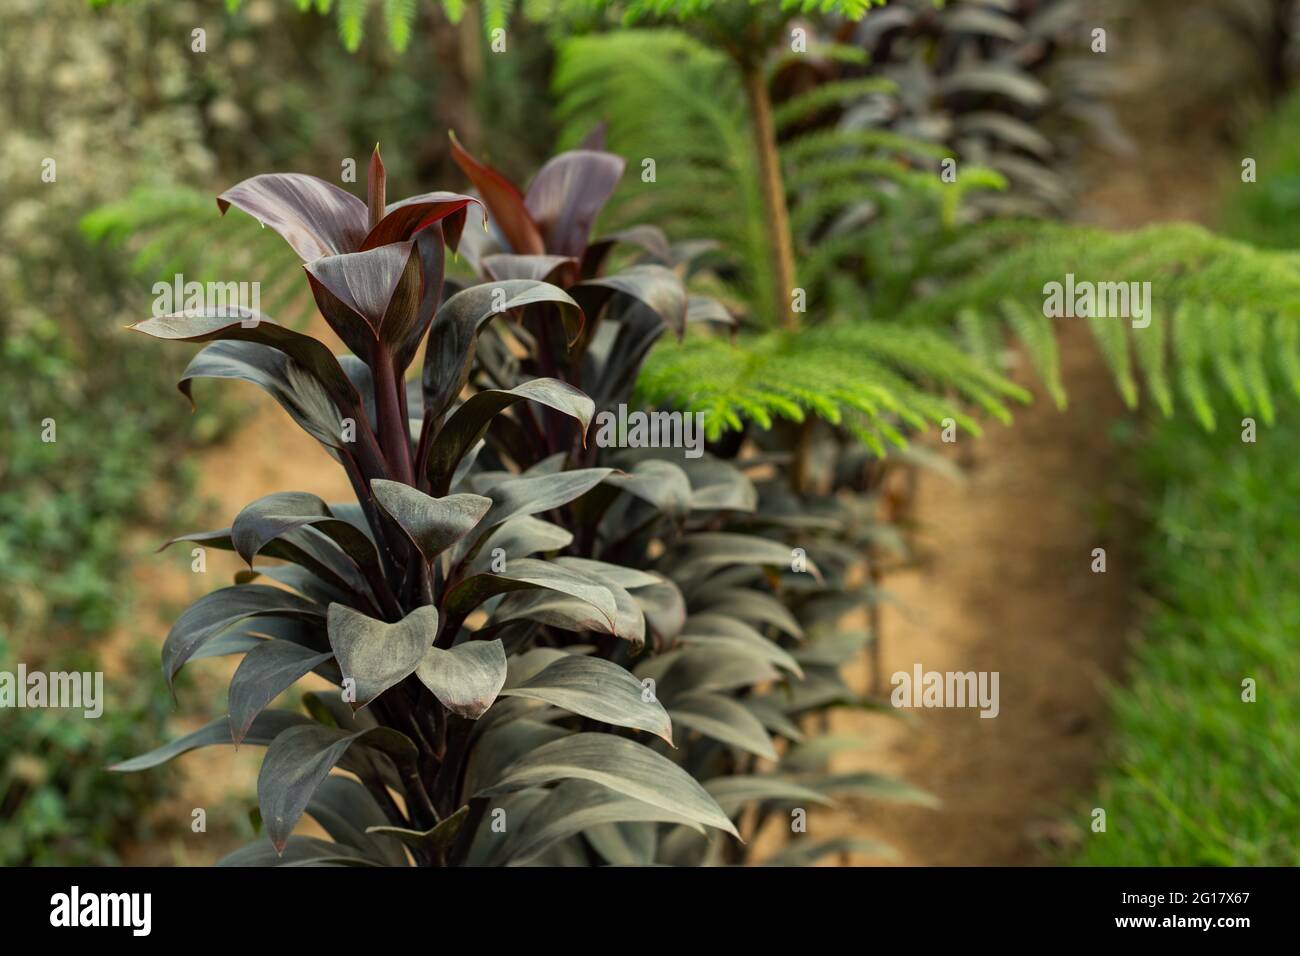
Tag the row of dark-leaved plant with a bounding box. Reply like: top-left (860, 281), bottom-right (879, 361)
top-left (113, 150), bottom-right (739, 865)
top-left (114, 142), bottom-right (922, 865)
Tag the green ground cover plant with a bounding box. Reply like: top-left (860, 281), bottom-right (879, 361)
top-left (1073, 402), bottom-right (1300, 865)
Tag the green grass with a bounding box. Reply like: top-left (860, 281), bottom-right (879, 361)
top-left (1074, 407), bottom-right (1300, 865)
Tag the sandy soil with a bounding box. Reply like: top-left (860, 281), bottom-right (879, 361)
top-left (765, 324), bottom-right (1139, 865)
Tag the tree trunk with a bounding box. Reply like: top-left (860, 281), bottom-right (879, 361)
top-left (418, 13), bottom-right (484, 183)
top-left (740, 61), bottom-right (799, 331)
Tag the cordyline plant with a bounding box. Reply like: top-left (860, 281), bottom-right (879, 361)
top-left (110, 149), bottom-right (747, 866)
top-left (442, 136), bottom-right (930, 864)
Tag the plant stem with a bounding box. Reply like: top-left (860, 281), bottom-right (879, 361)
top-left (372, 344), bottom-right (416, 487)
top-left (740, 59), bottom-right (799, 331)
top-left (340, 450), bottom-right (405, 612)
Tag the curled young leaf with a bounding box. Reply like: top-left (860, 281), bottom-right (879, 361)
top-left (305, 242), bottom-right (422, 361)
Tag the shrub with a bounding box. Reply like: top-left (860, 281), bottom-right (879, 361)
top-left (116, 151), bottom-right (747, 865)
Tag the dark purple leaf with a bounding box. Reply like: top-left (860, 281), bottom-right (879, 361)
top-left (259, 723), bottom-right (417, 852)
top-left (217, 173), bottom-right (368, 261)
top-left (480, 253), bottom-right (579, 285)
top-left (524, 149), bottom-right (626, 258)
top-left (370, 480), bottom-right (491, 561)
top-left (229, 641), bottom-right (335, 746)
top-left (361, 191), bottom-right (483, 252)
top-left (109, 711), bottom-right (313, 773)
top-left (425, 379), bottom-right (595, 495)
top-left (131, 309), bottom-right (362, 415)
top-left (161, 585), bottom-right (324, 693)
top-left (420, 280), bottom-right (586, 431)
top-left (573, 264), bottom-right (688, 341)
top-left (327, 605), bottom-right (436, 708)
top-left (581, 225), bottom-right (674, 277)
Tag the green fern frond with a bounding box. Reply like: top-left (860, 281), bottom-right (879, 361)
top-left (779, 128), bottom-right (951, 168)
top-left (482, 0), bottom-right (518, 31)
top-left (772, 77), bottom-right (896, 131)
top-left (555, 29), bottom-right (773, 320)
top-left (1131, 304), bottom-right (1173, 418)
top-left (619, 0), bottom-right (886, 22)
top-left (784, 155), bottom-right (937, 195)
top-left (555, 28), bottom-right (965, 328)
top-left (337, 0), bottom-right (369, 51)
top-left (957, 307), bottom-right (1001, 374)
top-left (383, 0), bottom-right (418, 51)
top-left (636, 322), bottom-right (1030, 447)
top-left (1000, 298), bottom-right (1065, 410)
top-left (768, 41), bottom-right (868, 77)
top-left (908, 220), bottom-right (1300, 427)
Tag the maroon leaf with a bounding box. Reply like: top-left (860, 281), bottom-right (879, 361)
top-left (449, 132), bottom-right (546, 256)
top-left (480, 253), bottom-right (579, 285)
top-left (218, 173), bottom-right (369, 261)
top-left (367, 145), bottom-right (386, 229)
top-left (360, 191), bottom-right (483, 252)
top-left (524, 149), bottom-right (626, 259)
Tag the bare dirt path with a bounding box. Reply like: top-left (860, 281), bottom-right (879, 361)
top-left (784, 70), bottom-right (1236, 867)
top-left (797, 326), bottom-right (1139, 865)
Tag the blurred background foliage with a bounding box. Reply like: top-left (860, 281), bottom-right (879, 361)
top-left (1, 0), bottom-right (213, 864)
top-left (1075, 396), bottom-right (1300, 866)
